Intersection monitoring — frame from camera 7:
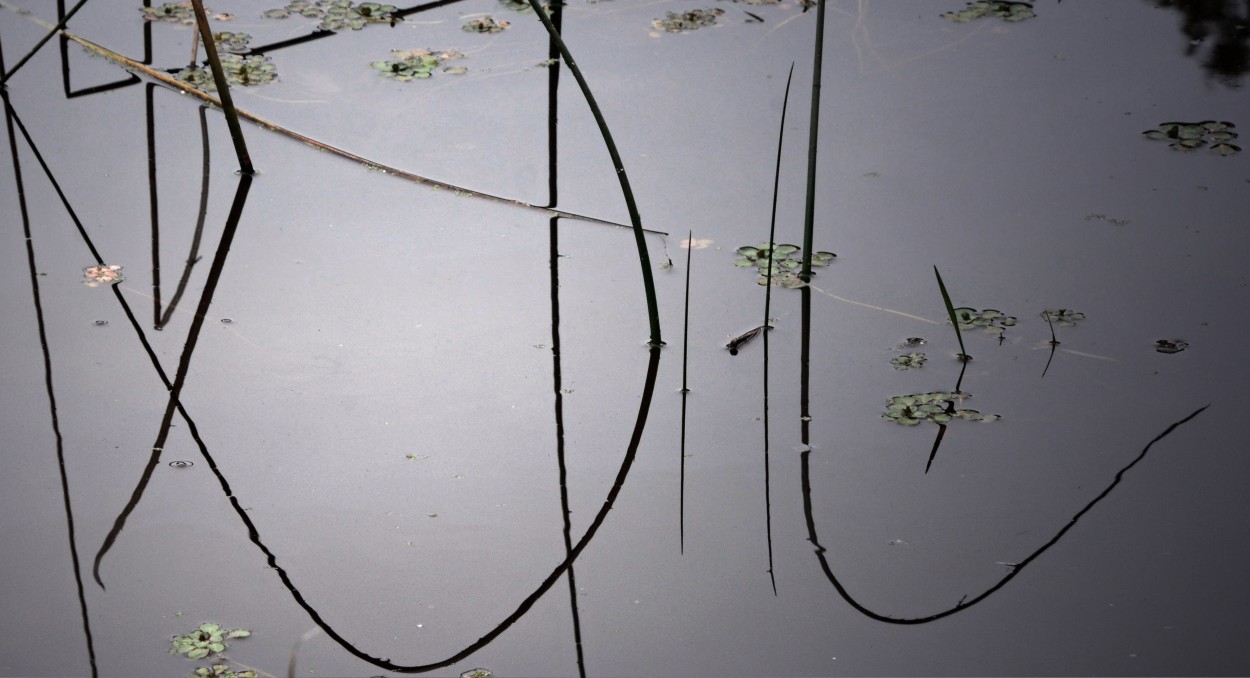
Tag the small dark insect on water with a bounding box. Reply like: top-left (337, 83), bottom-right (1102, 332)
top-left (727, 324), bottom-right (771, 355)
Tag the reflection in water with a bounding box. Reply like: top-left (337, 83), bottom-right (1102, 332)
top-left (1148, 0), bottom-right (1249, 86)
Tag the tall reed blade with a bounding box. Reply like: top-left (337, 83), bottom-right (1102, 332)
top-left (527, 0), bottom-right (662, 346)
top-left (800, 0), bottom-right (827, 281)
top-left (933, 266), bottom-right (969, 362)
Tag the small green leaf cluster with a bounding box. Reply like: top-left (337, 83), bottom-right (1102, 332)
top-left (653, 8), bottom-right (726, 33)
top-left (176, 54), bottom-right (277, 91)
top-left (1142, 121), bottom-right (1240, 156)
top-left (1040, 309), bottom-right (1085, 327)
top-left (262, 1), bottom-right (397, 30)
top-left (890, 352), bottom-right (927, 370)
top-left (498, 0), bottom-right (550, 13)
top-left (141, 2), bottom-right (199, 25)
top-left (883, 392), bottom-right (997, 426)
top-left (734, 243), bottom-right (835, 288)
top-left (941, 1), bottom-right (1035, 22)
top-left (192, 664), bottom-right (257, 678)
top-left (212, 31), bottom-right (251, 53)
top-left (463, 16), bottom-right (510, 32)
top-left (952, 307), bottom-right (1017, 337)
top-left (169, 623), bottom-right (251, 661)
top-left (372, 49), bottom-right (467, 81)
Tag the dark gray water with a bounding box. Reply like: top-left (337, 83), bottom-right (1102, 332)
top-left (2, 1), bottom-right (1248, 676)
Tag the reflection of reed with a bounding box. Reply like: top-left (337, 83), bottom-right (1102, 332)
top-left (2, 83), bottom-right (99, 678)
top-left (802, 404), bottom-right (1208, 624)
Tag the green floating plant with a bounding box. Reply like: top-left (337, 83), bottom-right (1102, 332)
top-left (212, 31), bottom-right (251, 53)
top-left (653, 8), bottom-right (725, 33)
top-left (882, 391), bottom-right (998, 426)
top-left (169, 623), bottom-right (251, 661)
top-left (177, 54), bottom-right (277, 90)
top-left (82, 264), bottom-right (124, 287)
top-left (1142, 120), bottom-right (1240, 155)
top-left (463, 16), bottom-right (510, 33)
top-left (192, 664), bottom-right (257, 678)
top-left (372, 49), bottom-right (467, 81)
top-left (734, 242), bottom-right (835, 288)
top-left (1040, 308), bottom-right (1085, 327)
top-left (141, 2), bottom-right (200, 25)
top-left (262, 0), bottom-right (397, 30)
top-left (951, 307), bottom-right (1017, 337)
top-left (890, 352), bottom-right (927, 370)
top-left (941, 1), bottom-right (1035, 23)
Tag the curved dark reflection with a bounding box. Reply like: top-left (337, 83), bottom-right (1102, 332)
top-left (1147, 0), bottom-right (1249, 86)
top-left (801, 404), bottom-right (1208, 624)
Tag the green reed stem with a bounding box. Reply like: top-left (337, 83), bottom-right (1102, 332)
top-left (800, 0), bottom-right (826, 282)
top-left (528, 0), bottom-right (661, 347)
top-left (933, 266), bottom-right (969, 362)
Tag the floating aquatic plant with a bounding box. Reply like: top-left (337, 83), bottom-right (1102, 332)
top-left (883, 391), bottom-right (998, 426)
top-left (262, 0), bottom-right (397, 30)
top-left (1142, 121), bottom-right (1240, 156)
top-left (1155, 339), bottom-right (1188, 354)
top-left (372, 49), bottom-right (466, 81)
top-left (1040, 308), bottom-right (1085, 327)
top-left (951, 307), bottom-right (1017, 337)
top-left (498, 0), bottom-right (548, 12)
top-left (898, 337), bottom-right (927, 349)
top-left (891, 353), bottom-right (927, 370)
top-left (141, 2), bottom-right (199, 24)
top-left (82, 264), bottom-right (123, 287)
top-left (212, 31), bottom-right (251, 53)
top-left (169, 623), bottom-right (251, 661)
top-left (653, 8), bottom-right (725, 33)
top-left (734, 242), bottom-right (834, 288)
top-left (192, 664), bottom-right (257, 678)
top-left (463, 16), bottom-right (510, 33)
top-left (941, 1), bottom-right (1035, 22)
top-left (177, 54), bottom-right (277, 90)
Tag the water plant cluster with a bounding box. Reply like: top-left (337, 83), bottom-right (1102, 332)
top-left (952, 307), bottom-right (1017, 337)
top-left (1155, 339), bottom-right (1188, 354)
top-left (262, 1), bottom-right (398, 30)
top-left (941, 1), bottom-right (1036, 22)
top-left (733, 242), bottom-right (835, 288)
top-left (653, 8), bottom-right (725, 33)
top-left (82, 264), bottom-right (123, 287)
top-left (169, 623), bottom-right (251, 661)
top-left (890, 352), bottom-right (927, 370)
top-left (177, 54), bottom-right (277, 90)
top-left (463, 16), bottom-right (510, 33)
top-left (212, 31), bottom-right (251, 53)
top-left (141, 2), bottom-right (198, 25)
top-left (882, 391), bottom-right (997, 426)
top-left (1142, 121), bottom-right (1240, 156)
top-left (191, 664), bottom-right (257, 678)
top-left (1040, 308), bottom-right (1085, 327)
top-left (372, 49), bottom-right (467, 80)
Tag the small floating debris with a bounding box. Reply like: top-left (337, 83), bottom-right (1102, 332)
top-left (1155, 339), bottom-right (1188, 354)
top-left (372, 49), bottom-right (467, 81)
top-left (169, 623), bottom-right (251, 661)
top-left (1142, 121), bottom-right (1240, 156)
top-left (727, 324), bottom-right (770, 355)
top-left (941, 1), bottom-right (1035, 23)
top-left (83, 264), bottom-right (124, 287)
top-left (463, 16), bottom-right (510, 33)
top-left (898, 337), bottom-right (926, 349)
top-left (460, 669), bottom-right (493, 678)
top-left (653, 8), bottom-right (725, 33)
top-left (890, 352), bottom-right (927, 370)
top-left (92, 320), bottom-right (109, 326)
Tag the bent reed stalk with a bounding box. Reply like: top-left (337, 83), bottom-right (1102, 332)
top-left (527, 0), bottom-right (663, 347)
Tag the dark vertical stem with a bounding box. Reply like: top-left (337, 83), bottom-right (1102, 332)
top-left (800, 0), bottom-right (826, 281)
top-left (0, 0), bottom-right (91, 84)
top-left (800, 286), bottom-right (811, 444)
top-left (679, 231), bottom-right (693, 553)
top-left (146, 84), bottom-right (162, 327)
top-left (157, 104), bottom-right (212, 328)
top-left (189, 0), bottom-right (253, 174)
top-left (527, 0), bottom-right (661, 346)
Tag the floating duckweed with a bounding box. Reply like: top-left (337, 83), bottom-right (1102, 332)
top-left (372, 49), bottom-right (466, 81)
top-left (1143, 121), bottom-right (1240, 156)
top-left (1155, 339), bottom-right (1188, 354)
top-left (941, 1), bottom-right (1035, 23)
top-left (898, 337), bottom-right (926, 349)
top-left (890, 353), bottom-right (927, 370)
top-left (177, 54), bottom-right (277, 90)
top-left (262, 0), bottom-right (397, 30)
top-left (83, 264), bottom-right (124, 287)
top-left (653, 8), bottom-right (725, 32)
top-left (463, 16), bottom-right (510, 32)
top-left (951, 307), bottom-right (1017, 336)
top-left (1040, 309), bottom-right (1085, 327)
top-left (193, 664), bottom-right (257, 678)
top-left (212, 31), bottom-right (251, 53)
top-left (734, 242), bottom-right (835, 288)
top-left (883, 391), bottom-right (998, 426)
top-left (170, 623), bottom-right (251, 661)
top-left (460, 670), bottom-right (493, 678)
top-left (141, 2), bottom-right (199, 24)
